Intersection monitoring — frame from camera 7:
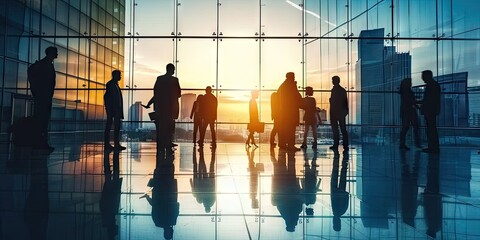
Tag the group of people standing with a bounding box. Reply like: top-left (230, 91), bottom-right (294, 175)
top-left (263, 72), bottom-right (349, 151)
top-left (25, 46), bottom-right (441, 154)
top-left (399, 70), bottom-right (441, 153)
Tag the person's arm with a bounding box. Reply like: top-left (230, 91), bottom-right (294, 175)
top-left (214, 97), bottom-right (218, 121)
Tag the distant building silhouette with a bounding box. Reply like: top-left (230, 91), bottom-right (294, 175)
top-left (468, 86), bottom-right (480, 127)
top-left (181, 93), bottom-right (196, 120)
top-left (128, 101), bottom-right (143, 129)
top-left (356, 28), bottom-right (411, 142)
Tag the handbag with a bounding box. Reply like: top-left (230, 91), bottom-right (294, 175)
top-left (248, 122), bottom-right (265, 133)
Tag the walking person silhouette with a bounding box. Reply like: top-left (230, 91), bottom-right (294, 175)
top-left (198, 86), bottom-right (217, 148)
top-left (246, 90), bottom-right (259, 148)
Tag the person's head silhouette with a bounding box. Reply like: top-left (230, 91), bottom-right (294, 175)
top-left (305, 86), bottom-right (313, 96)
top-left (400, 78), bottom-right (412, 93)
top-left (421, 70), bottom-right (433, 83)
top-left (45, 46), bottom-right (58, 61)
top-left (332, 76), bottom-right (340, 86)
top-left (205, 86), bottom-right (212, 94)
top-left (286, 72), bottom-right (295, 81)
top-left (251, 90), bottom-right (258, 99)
top-left (166, 63), bottom-right (175, 75)
top-left (112, 70), bottom-right (121, 82)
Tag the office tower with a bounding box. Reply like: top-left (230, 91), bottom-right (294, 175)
top-left (128, 101), bottom-right (143, 130)
top-left (356, 28), bottom-right (411, 142)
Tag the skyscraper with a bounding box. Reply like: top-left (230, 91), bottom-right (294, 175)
top-left (181, 93), bottom-right (196, 120)
top-left (128, 101), bottom-right (143, 130)
top-left (356, 28), bottom-right (411, 141)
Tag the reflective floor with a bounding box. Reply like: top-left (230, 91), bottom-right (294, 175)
top-left (1, 140), bottom-right (480, 240)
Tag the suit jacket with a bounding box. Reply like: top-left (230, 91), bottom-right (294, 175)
top-left (329, 85), bottom-right (348, 119)
top-left (28, 58), bottom-right (56, 99)
top-left (153, 74), bottom-right (181, 119)
top-left (104, 80), bottom-right (124, 119)
top-left (277, 80), bottom-right (301, 126)
top-left (200, 93), bottom-right (217, 122)
top-left (422, 80), bottom-right (441, 117)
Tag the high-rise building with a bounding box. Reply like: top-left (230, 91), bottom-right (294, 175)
top-left (180, 93), bottom-right (196, 120)
top-left (0, 0), bottom-right (125, 135)
top-left (128, 101), bottom-right (143, 130)
top-left (356, 28), bottom-right (411, 141)
top-left (468, 86), bottom-right (480, 127)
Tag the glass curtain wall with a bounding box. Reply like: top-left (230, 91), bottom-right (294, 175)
top-left (1, 0), bottom-right (480, 144)
top-left (125, 0), bottom-right (480, 145)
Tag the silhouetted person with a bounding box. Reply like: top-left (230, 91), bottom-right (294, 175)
top-left (146, 64), bottom-right (181, 152)
top-left (400, 149), bottom-right (420, 227)
top-left (24, 151), bottom-right (50, 240)
top-left (330, 150), bottom-right (349, 232)
top-left (190, 147), bottom-right (216, 213)
top-left (104, 70), bottom-right (126, 151)
top-left (100, 149), bottom-right (122, 239)
top-left (28, 46), bottom-right (57, 151)
top-left (246, 90), bottom-right (259, 147)
top-left (277, 72), bottom-right (302, 151)
top-left (399, 78), bottom-right (421, 150)
top-left (301, 149), bottom-right (321, 216)
top-left (270, 92), bottom-right (279, 148)
top-left (423, 154), bottom-right (441, 238)
top-left (329, 76), bottom-right (349, 151)
top-left (271, 149), bottom-right (303, 232)
top-left (301, 87), bottom-right (321, 149)
top-left (190, 94), bottom-right (203, 144)
top-left (143, 154), bottom-right (179, 240)
top-left (198, 86), bottom-right (217, 148)
top-left (420, 70), bottom-right (441, 154)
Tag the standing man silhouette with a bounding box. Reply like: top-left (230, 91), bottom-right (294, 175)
top-left (277, 72), bottom-right (302, 151)
top-left (329, 76), bottom-right (349, 151)
top-left (399, 78), bottom-right (421, 150)
top-left (190, 94), bottom-right (203, 144)
top-left (146, 63), bottom-right (181, 152)
top-left (198, 86), bottom-right (217, 148)
top-left (104, 70), bottom-right (126, 151)
top-left (420, 70), bottom-right (441, 154)
top-left (28, 46), bottom-right (58, 151)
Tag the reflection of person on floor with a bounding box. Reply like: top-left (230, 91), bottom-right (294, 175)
top-left (190, 95), bottom-right (203, 144)
top-left (301, 150), bottom-right (321, 216)
top-left (190, 147), bottom-right (216, 213)
top-left (143, 154), bottom-right (179, 240)
top-left (271, 149), bottom-right (303, 232)
top-left (423, 154), bottom-right (441, 238)
top-left (100, 149), bottom-right (122, 239)
top-left (330, 150), bottom-right (349, 232)
top-left (400, 150), bottom-right (420, 227)
top-left (24, 151), bottom-right (50, 240)
top-left (247, 146), bottom-right (263, 209)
